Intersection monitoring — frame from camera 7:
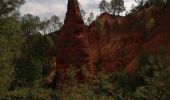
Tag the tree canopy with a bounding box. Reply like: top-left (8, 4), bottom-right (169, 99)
top-left (110, 0), bottom-right (126, 16)
top-left (98, 0), bottom-right (110, 13)
top-left (0, 0), bottom-right (25, 17)
top-left (98, 0), bottom-right (126, 16)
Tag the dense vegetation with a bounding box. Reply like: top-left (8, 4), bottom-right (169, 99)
top-left (0, 0), bottom-right (169, 99)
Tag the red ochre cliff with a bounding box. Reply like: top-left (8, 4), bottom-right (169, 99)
top-left (48, 0), bottom-right (170, 86)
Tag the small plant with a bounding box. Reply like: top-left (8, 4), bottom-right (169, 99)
top-left (81, 65), bottom-right (89, 79)
top-left (94, 58), bottom-right (104, 72)
top-left (145, 18), bottom-right (156, 32)
top-left (67, 65), bottom-right (78, 85)
top-left (143, 18), bottom-right (156, 39)
top-left (136, 49), bottom-right (170, 100)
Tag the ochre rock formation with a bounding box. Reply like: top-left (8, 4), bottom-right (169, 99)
top-left (48, 0), bottom-right (90, 87)
top-left (87, 2), bottom-right (170, 75)
top-left (48, 0), bottom-right (170, 87)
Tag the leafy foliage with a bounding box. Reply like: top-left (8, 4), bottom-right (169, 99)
top-left (136, 51), bottom-right (170, 100)
top-left (132, 0), bottom-right (167, 13)
top-left (110, 0), bottom-right (126, 16)
top-left (80, 9), bottom-right (86, 21)
top-left (0, 0), bottom-right (25, 17)
top-left (20, 14), bottom-right (41, 35)
top-left (98, 0), bottom-right (110, 13)
top-left (0, 15), bottom-right (24, 95)
top-left (87, 12), bottom-right (94, 24)
top-left (50, 15), bottom-right (62, 32)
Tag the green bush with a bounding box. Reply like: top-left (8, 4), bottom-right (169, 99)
top-left (145, 18), bottom-right (156, 32)
top-left (144, 18), bottom-right (156, 38)
top-left (0, 88), bottom-right (58, 100)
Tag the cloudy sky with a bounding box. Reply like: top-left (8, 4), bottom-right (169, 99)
top-left (20, 0), bottom-right (136, 21)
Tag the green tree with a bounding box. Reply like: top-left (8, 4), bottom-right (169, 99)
top-left (0, 15), bottom-right (24, 94)
top-left (14, 14), bottom-right (49, 87)
top-left (93, 71), bottom-right (140, 100)
top-left (136, 51), bottom-right (170, 100)
top-left (20, 14), bottom-right (41, 62)
top-left (14, 33), bottom-right (47, 87)
top-left (110, 0), bottom-right (126, 16)
top-left (40, 18), bottom-right (51, 34)
top-left (149, 0), bottom-right (166, 8)
top-left (87, 12), bottom-right (94, 24)
top-left (98, 0), bottom-right (110, 13)
top-left (40, 20), bottom-right (49, 35)
top-left (0, 0), bottom-right (24, 95)
top-left (80, 9), bottom-right (86, 21)
top-left (0, 0), bottom-right (25, 17)
top-left (133, 0), bottom-right (166, 12)
top-left (134, 0), bottom-right (146, 6)
top-left (20, 14), bottom-right (41, 35)
top-left (50, 15), bottom-right (62, 32)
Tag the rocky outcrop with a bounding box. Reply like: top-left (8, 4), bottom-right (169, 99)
top-left (87, 2), bottom-right (170, 74)
top-left (48, 0), bottom-right (170, 87)
top-left (48, 0), bottom-right (90, 86)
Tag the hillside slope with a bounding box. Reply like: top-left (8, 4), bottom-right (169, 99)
top-left (87, 2), bottom-right (170, 74)
top-left (48, 0), bottom-right (170, 86)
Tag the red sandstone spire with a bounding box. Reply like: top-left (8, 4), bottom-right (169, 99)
top-left (48, 0), bottom-right (89, 86)
top-left (57, 0), bottom-right (88, 65)
top-left (64, 0), bottom-right (83, 24)
top-left (60, 0), bottom-right (84, 37)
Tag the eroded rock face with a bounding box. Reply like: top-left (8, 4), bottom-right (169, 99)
top-left (48, 0), bottom-right (170, 87)
top-left (57, 0), bottom-right (89, 64)
top-left (86, 2), bottom-right (170, 75)
top-left (48, 0), bottom-right (89, 87)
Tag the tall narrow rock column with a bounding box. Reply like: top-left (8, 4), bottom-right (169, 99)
top-left (49, 0), bottom-right (90, 87)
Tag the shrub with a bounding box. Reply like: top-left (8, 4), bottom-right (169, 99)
top-left (143, 18), bottom-right (156, 39)
top-left (136, 50), bottom-right (170, 100)
top-left (145, 18), bottom-right (156, 32)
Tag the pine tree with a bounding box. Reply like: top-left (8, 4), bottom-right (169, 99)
top-left (0, 14), bottom-right (24, 94)
top-left (87, 12), bottom-right (94, 24)
top-left (110, 0), bottom-right (126, 16)
top-left (0, 0), bottom-right (25, 95)
top-left (0, 0), bottom-right (25, 17)
top-left (98, 0), bottom-right (110, 13)
top-left (80, 9), bottom-right (86, 21)
top-left (50, 15), bottom-right (62, 32)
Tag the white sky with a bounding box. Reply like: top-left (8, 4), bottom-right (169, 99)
top-left (20, 0), bottom-right (137, 21)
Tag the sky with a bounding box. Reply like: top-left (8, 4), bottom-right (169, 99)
top-left (20, 0), bottom-right (136, 21)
